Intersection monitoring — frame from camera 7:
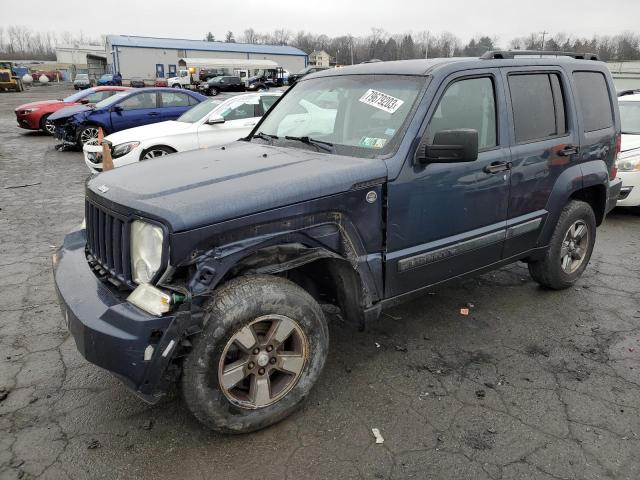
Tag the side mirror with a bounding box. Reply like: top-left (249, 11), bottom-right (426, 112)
top-left (110, 105), bottom-right (123, 112)
top-left (417, 128), bottom-right (479, 164)
top-left (206, 114), bottom-right (225, 125)
top-left (79, 98), bottom-right (90, 104)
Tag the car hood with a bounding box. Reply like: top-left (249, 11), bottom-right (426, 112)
top-left (87, 141), bottom-right (388, 232)
top-left (105, 121), bottom-right (193, 145)
top-left (15, 99), bottom-right (62, 111)
top-left (48, 104), bottom-right (93, 121)
top-left (621, 133), bottom-right (640, 153)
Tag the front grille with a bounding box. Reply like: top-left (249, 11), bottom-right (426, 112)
top-left (85, 200), bottom-right (132, 288)
top-left (0, 72), bottom-right (10, 82)
top-left (619, 187), bottom-right (632, 200)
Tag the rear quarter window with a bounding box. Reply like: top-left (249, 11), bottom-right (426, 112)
top-left (573, 71), bottom-right (613, 132)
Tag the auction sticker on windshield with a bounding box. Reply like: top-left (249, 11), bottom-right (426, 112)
top-left (359, 89), bottom-right (404, 114)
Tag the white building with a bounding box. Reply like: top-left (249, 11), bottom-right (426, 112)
top-left (55, 44), bottom-right (105, 67)
top-left (106, 35), bottom-right (308, 80)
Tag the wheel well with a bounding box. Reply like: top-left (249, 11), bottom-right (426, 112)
top-left (570, 185), bottom-right (606, 225)
top-left (140, 145), bottom-right (177, 159)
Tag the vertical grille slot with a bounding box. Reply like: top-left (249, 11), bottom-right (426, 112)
top-left (85, 201), bottom-right (131, 286)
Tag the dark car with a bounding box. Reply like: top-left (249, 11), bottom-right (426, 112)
top-left (130, 77), bottom-right (146, 88)
top-left (198, 75), bottom-right (245, 96)
top-left (53, 51), bottom-right (622, 433)
top-left (49, 88), bottom-right (206, 146)
top-left (287, 65), bottom-right (330, 85)
top-left (97, 74), bottom-right (117, 86)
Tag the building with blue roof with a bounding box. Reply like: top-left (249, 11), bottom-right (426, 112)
top-left (106, 35), bottom-right (308, 80)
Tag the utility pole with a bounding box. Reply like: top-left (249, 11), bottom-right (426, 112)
top-left (540, 31), bottom-right (549, 50)
top-left (425, 31), bottom-right (430, 59)
top-left (349, 36), bottom-right (354, 65)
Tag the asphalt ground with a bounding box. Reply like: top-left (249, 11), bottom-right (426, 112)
top-left (1, 83), bottom-right (640, 480)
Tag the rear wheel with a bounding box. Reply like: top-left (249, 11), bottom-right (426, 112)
top-left (139, 145), bottom-right (176, 160)
top-left (181, 275), bottom-right (329, 433)
top-left (210, 87), bottom-right (219, 96)
top-left (528, 200), bottom-right (596, 289)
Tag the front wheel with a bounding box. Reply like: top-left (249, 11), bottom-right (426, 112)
top-left (209, 87), bottom-right (219, 96)
top-left (78, 125), bottom-right (100, 146)
top-left (528, 200), bottom-right (596, 289)
top-left (181, 275), bottom-right (329, 433)
top-left (140, 145), bottom-right (175, 160)
top-left (172, 83), bottom-right (182, 89)
top-left (40, 114), bottom-right (55, 135)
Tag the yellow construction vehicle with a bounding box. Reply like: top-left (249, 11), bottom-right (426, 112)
top-left (0, 61), bottom-right (24, 92)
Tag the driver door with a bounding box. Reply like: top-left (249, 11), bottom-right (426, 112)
top-left (384, 71), bottom-right (511, 297)
top-left (197, 98), bottom-right (260, 148)
top-left (110, 92), bottom-right (159, 131)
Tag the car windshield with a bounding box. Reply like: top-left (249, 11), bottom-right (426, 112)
top-left (100, 74), bottom-right (113, 80)
top-left (63, 89), bottom-right (95, 102)
top-left (620, 101), bottom-right (640, 134)
top-left (253, 74), bottom-right (426, 158)
top-left (94, 92), bottom-right (129, 108)
top-left (208, 76), bottom-right (223, 83)
top-left (75, 74), bottom-right (88, 80)
top-left (177, 98), bottom-right (224, 123)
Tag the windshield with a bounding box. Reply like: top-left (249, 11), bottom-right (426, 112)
top-left (75, 74), bottom-right (88, 80)
top-left (208, 76), bottom-right (223, 84)
top-left (100, 74), bottom-right (113, 80)
top-left (620, 101), bottom-right (640, 134)
top-left (254, 74), bottom-right (425, 158)
top-left (63, 89), bottom-right (95, 102)
top-left (94, 92), bottom-right (129, 108)
top-left (177, 98), bottom-right (224, 123)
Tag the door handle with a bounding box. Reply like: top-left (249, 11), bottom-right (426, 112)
top-left (558, 145), bottom-right (579, 156)
top-left (484, 161), bottom-right (512, 174)
top-left (148, 112), bottom-right (160, 116)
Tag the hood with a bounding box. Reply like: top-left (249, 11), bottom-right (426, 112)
top-left (621, 133), bottom-right (640, 153)
top-left (15, 99), bottom-right (61, 111)
top-left (105, 121), bottom-right (192, 145)
top-left (48, 104), bottom-right (93, 121)
top-left (88, 141), bottom-right (388, 232)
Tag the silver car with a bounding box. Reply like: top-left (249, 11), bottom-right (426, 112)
top-left (73, 73), bottom-right (91, 90)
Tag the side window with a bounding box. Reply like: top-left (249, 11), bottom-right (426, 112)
top-left (119, 92), bottom-right (157, 110)
top-left (85, 91), bottom-right (109, 103)
top-left (427, 77), bottom-right (497, 150)
top-left (573, 71), bottom-right (613, 132)
top-left (260, 96), bottom-right (278, 114)
top-left (508, 73), bottom-right (566, 143)
top-left (220, 101), bottom-right (257, 121)
top-left (160, 92), bottom-right (190, 107)
top-left (188, 95), bottom-right (200, 106)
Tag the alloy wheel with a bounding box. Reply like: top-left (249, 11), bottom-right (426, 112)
top-left (80, 127), bottom-right (99, 145)
top-left (142, 149), bottom-right (170, 160)
top-left (218, 314), bottom-right (309, 409)
top-left (44, 120), bottom-right (55, 135)
top-left (560, 220), bottom-right (589, 274)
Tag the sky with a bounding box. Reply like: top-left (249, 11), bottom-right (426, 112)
top-left (4, 0), bottom-right (640, 45)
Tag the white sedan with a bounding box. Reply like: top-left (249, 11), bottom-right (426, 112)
top-left (617, 92), bottom-right (640, 207)
top-left (83, 92), bottom-right (281, 172)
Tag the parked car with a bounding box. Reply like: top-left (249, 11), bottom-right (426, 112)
top-left (32, 70), bottom-right (62, 82)
top-left (130, 77), bottom-right (146, 88)
top-left (154, 78), bottom-right (168, 87)
top-left (97, 74), bottom-right (115, 86)
top-left (198, 75), bottom-right (245, 96)
top-left (73, 73), bottom-right (92, 90)
top-left (287, 65), bottom-right (330, 85)
top-left (616, 92), bottom-right (640, 208)
top-left (14, 86), bottom-right (130, 134)
top-left (49, 88), bottom-right (206, 146)
top-left (53, 52), bottom-right (621, 433)
top-left (83, 92), bottom-right (281, 172)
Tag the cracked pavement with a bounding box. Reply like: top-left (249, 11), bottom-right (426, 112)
top-left (1, 84), bottom-right (640, 480)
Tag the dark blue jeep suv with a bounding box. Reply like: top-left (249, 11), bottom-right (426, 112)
top-left (53, 51), bottom-right (622, 433)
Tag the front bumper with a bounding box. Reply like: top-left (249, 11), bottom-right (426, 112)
top-left (53, 229), bottom-right (196, 402)
top-left (53, 121), bottom-right (79, 144)
top-left (83, 143), bottom-right (141, 172)
top-left (15, 112), bottom-right (39, 130)
top-left (606, 177), bottom-right (623, 213)
top-left (617, 171), bottom-right (640, 207)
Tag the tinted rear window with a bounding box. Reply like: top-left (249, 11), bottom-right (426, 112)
top-left (509, 73), bottom-right (565, 143)
top-left (573, 71), bottom-right (613, 132)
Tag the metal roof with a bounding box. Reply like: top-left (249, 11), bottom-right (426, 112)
top-left (107, 35), bottom-right (307, 57)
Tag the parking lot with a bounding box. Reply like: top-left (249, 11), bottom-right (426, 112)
top-left (1, 83), bottom-right (640, 480)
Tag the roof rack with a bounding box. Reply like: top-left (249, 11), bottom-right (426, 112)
top-left (480, 50), bottom-right (599, 61)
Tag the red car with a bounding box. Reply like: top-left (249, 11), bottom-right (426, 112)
top-left (15, 86), bottom-right (130, 134)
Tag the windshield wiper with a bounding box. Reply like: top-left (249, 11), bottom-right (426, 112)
top-left (253, 131), bottom-right (278, 142)
top-left (284, 135), bottom-right (333, 152)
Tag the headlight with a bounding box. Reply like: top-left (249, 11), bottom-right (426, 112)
top-left (112, 141), bottom-right (140, 159)
top-left (22, 108), bottom-right (39, 113)
top-left (130, 220), bottom-right (164, 284)
top-left (617, 151), bottom-right (640, 172)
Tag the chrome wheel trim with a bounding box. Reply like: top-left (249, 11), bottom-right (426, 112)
top-left (80, 127), bottom-right (99, 145)
top-left (218, 314), bottom-right (309, 409)
top-left (560, 220), bottom-right (589, 274)
top-left (141, 149), bottom-right (170, 160)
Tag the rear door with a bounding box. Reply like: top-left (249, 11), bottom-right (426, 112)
top-left (197, 97), bottom-right (260, 147)
top-left (110, 91), bottom-right (160, 131)
top-left (500, 68), bottom-right (576, 257)
top-left (158, 91), bottom-right (194, 121)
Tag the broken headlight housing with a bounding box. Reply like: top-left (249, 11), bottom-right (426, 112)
top-left (130, 220), bottom-right (164, 284)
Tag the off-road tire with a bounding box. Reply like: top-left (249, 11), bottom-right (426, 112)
top-left (528, 200), bottom-right (596, 289)
top-left (181, 275), bottom-right (329, 433)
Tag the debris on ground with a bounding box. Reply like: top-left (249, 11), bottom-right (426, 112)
top-left (4, 181), bottom-right (41, 190)
top-left (345, 366), bottom-right (352, 373)
top-left (142, 419), bottom-right (154, 430)
top-left (484, 382), bottom-right (495, 389)
top-left (371, 428), bottom-right (385, 444)
top-left (475, 389), bottom-right (486, 398)
top-left (466, 303), bottom-right (475, 309)
top-left (87, 439), bottom-right (101, 449)
top-left (486, 427), bottom-right (497, 434)
top-left (394, 344), bottom-right (407, 352)
top-left (0, 387), bottom-right (9, 401)
top-left (375, 342), bottom-right (381, 349)
top-left (460, 308), bottom-right (470, 316)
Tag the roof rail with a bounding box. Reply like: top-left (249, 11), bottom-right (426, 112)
top-left (480, 50), bottom-right (599, 61)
